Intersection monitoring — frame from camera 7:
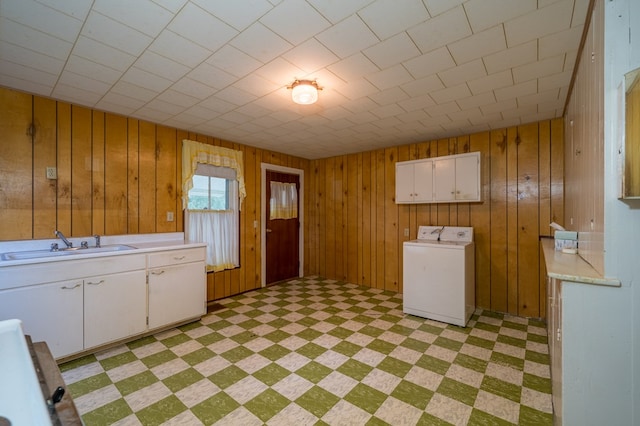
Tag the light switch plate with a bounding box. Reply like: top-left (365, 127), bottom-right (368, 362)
top-left (46, 167), bottom-right (57, 179)
top-left (167, 211), bottom-right (174, 222)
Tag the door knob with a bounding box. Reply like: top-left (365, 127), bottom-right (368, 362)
top-left (266, 229), bottom-right (272, 233)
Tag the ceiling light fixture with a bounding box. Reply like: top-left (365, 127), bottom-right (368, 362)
top-left (288, 79), bottom-right (322, 105)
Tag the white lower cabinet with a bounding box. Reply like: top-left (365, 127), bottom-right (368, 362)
top-left (147, 248), bottom-right (206, 330)
top-left (84, 270), bottom-right (147, 349)
top-left (0, 279), bottom-right (84, 358)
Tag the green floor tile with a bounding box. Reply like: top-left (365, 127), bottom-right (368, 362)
top-left (221, 345), bottom-right (254, 363)
top-left (253, 363), bottom-right (291, 386)
top-left (468, 407), bottom-right (515, 425)
top-left (481, 311), bottom-right (504, 320)
top-left (192, 392), bottom-right (240, 424)
top-left (81, 398), bottom-right (133, 426)
top-left (474, 321), bottom-right (501, 334)
top-left (67, 372), bottom-right (112, 399)
top-left (344, 383), bottom-right (387, 414)
top-left (244, 389), bottom-right (291, 422)
top-left (209, 365), bottom-right (248, 389)
top-left (353, 314), bottom-right (376, 324)
top-left (519, 405), bottom-right (553, 425)
top-left (437, 377), bottom-right (478, 406)
top-left (135, 395), bottom-right (187, 426)
top-left (525, 350), bottom-right (550, 365)
top-left (359, 325), bottom-right (385, 337)
top-left (481, 376), bottom-right (521, 403)
top-left (416, 354), bottom-right (451, 375)
top-left (332, 341), bottom-right (362, 357)
top-left (454, 353), bottom-right (488, 374)
top-left (59, 354), bottom-right (97, 372)
top-left (296, 328), bottom-right (323, 341)
top-left (215, 310), bottom-right (237, 319)
top-left (177, 321), bottom-right (202, 332)
top-left (502, 320), bottom-right (528, 332)
top-left (416, 412), bottom-right (455, 426)
top-left (259, 344), bottom-right (290, 361)
top-left (466, 335), bottom-right (496, 350)
top-left (195, 331), bottom-right (224, 346)
top-left (366, 339), bottom-right (396, 355)
top-left (115, 370), bottom-right (158, 396)
top-left (295, 386), bottom-right (340, 418)
top-left (162, 368), bottom-right (205, 393)
top-left (337, 359), bottom-right (374, 381)
top-left (297, 342), bottom-right (327, 359)
top-left (391, 380), bottom-right (433, 409)
top-left (527, 333), bottom-right (548, 344)
top-left (100, 351), bottom-right (138, 371)
top-left (238, 319), bottom-right (262, 330)
top-left (433, 336), bottom-right (464, 351)
top-left (523, 372), bottom-right (552, 394)
top-left (230, 330), bottom-right (258, 344)
top-left (296, 360), bottom-right (333, 383)
top-left (497, 334), bottom-right (527, 348)
top-left (207, 319), bottom-right (232, 331)
top-left (126, 336), bottom-right (157, 350)
top-left (268, 318), bottom-right (292, 329)
top-left (389, 324), bottom-right (414, 336)
top-left (327, 326), bottom-right (353, 339)
top-left (182, 347), bottom-right (216, 366)
top-left (490, 351), bottom-right (525, 371)
top-left (161, 333), bottom-right (191, 348)
top-left (417, 323), bottom-right (445, 335)
top-left (377, 357), bottom-right (412, 378)
top-left (400, 337), bottom-right (430, 353)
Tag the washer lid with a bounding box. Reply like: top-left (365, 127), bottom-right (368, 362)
top-left (416, 226), bottom-right (474, 242)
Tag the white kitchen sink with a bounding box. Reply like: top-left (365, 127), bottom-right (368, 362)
top-left (1, 244), bottom-right (136, 261)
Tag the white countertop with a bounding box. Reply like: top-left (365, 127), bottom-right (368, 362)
top-left (541, 238), bottom-right (620, 287)
top-left (0, 232), bottom-right (206, 268)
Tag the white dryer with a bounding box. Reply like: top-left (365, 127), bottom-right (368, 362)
top-left (403, 226), bottom-right (475, 327)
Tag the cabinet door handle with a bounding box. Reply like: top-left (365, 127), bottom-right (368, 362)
top-left (173, 256), bottom-right (186, 260)
top-left (86, 280), bottom-right (105, 286)
top-left (61, 283), bottom-right (81, 290)
top-left (151, 270), bottom-right (165, 275)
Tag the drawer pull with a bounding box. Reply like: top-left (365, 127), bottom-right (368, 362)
top-left (86, 280), bottom-right (105, 286)
top-left (61, 283), bottom-right (81, 290)
top-left (173, 256), bottom-right (186, 260)
top-left (151, 270), bottom-right (165, 275)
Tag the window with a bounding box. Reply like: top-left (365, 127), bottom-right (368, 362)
top-left (182, 141), bottom-right (245, 272)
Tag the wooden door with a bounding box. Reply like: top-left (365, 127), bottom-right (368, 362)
top-left (266, 171), bottom-right (300, 284)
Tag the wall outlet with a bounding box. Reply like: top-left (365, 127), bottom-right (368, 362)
top-left (166, 211), bottom-right (174, 222)
top-left (404, 228), bottom-right (409, 237)
top-left (253, 220), bottom-right (258, 229)
top-left (46, 167), bottom-right (57, 179)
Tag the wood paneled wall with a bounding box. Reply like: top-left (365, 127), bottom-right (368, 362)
top-left (306, 119), bottom-right (564, 318)
top-left (0, 87), bottom-right (310, 302)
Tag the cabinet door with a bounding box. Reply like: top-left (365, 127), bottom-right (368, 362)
top-left (434, 157), bottom-right (456, 201)
top-left (0, 280), bottom-right (83, 358)
top-left (395, 162), bottom-right (415, 202)
top-left (413, 160), bottom-right (433, 202)
top-left (84, 270), bottom-right (147, 349)
top-left (455, 154), bottom-right (480, 200)
top-left (148, 262), bottom-right (206, 329)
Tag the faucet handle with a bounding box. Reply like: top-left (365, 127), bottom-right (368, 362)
top-left (50, 243), bottom-right (59, 252)
top-left (94, 235), bottom-right (101, 248)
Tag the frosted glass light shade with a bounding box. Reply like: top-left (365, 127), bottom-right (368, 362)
top-left (290, 80), bottom-right (320, 105)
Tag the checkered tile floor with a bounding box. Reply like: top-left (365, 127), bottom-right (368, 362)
top-left (60, 277), bottom-right (552, 425)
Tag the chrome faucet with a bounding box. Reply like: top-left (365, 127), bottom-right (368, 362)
top-left (94, 235), bottom-right (101, 248)
top-left (54, 230), bottom-right (73, 248)
top-left (430, 226), bottom-right (445, 241)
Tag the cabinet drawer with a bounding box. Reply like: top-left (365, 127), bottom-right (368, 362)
top-left (147, 247), bottom-right (205, 268)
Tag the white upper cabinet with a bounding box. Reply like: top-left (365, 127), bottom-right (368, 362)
top-left (396, 152), bottom-right (480, 204)
top-left (396, 159), bottom-right (433, 203)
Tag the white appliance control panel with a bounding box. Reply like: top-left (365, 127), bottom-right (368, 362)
top-left (416, 226), bottom-right (474, 243)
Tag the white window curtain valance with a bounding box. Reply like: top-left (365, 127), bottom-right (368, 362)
top-left (182, 140), bottom-right (246, 209)
top-left (270, 181), bottom-right (298, 219)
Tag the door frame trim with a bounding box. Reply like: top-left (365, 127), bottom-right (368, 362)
top-left (260, 163), bottom-right (304, 287)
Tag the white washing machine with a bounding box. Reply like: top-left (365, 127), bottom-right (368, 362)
top-left (403, 226), bottom-right (475, 327)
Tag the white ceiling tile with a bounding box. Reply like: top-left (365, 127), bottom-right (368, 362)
top-left (438, 59), bottom-right (486, 88)
top-left (363, 32), bottom-right (420, 70)
top-left (150, 0), bottom-right (188, 14)
top-left (425, 101), bottom-right (460, 117)
top-left (149, 30), bottom-right (212, 68)
top-left (504, 0), bottom-right (574, 47)
top-left (52, 84), bottom-right (102, 105)
top-left (368, 87), bottom-right (409, 106)
top-left (206, 45), bottom-right (262, 78)
top-left (93, 0), bottom-right (173, 38)
top-left (95, 93), bottom-right (144, 114)
top-left (539, 70), bottom-right (572, 92)
top-left (400, 75), bottom-right (444, 96)
top-left (281, 38), bottom-right (339, 74)
top-left (358, 0), bottom-right (429, 40)
top-left (260, 0), bottom-right (331, 45)
top-left (188, 62), bottom-right (235, 90)
top-left (110, 81), bottom-right (157, 103)
top-left (233, 74), bottom-right (281, 98)
top-left (2, 0), bottom-right (83, 42)
top-left (397, 93), bottom-right (436, 112)
top-left (494, 79), bottom-right (537, 101)
top-left (169, 78), bottom-right (217, 100)
top-left (234, 103), bottom-right (271, 118)
top-left (192, 0), bottom-right (273, 31)
top-left (218, 110), bottom-right (253, 125)
top-left (0, 60), bottom-right (57, 89)
top-left (571, 0), bottom-right (590, 27)
top-left (122, 67), bottom-right (173, 92)
top-left (430, 83), bottom-right (471, 104)
top-left (82, 11), bottom-right (152, 56)
top-left (395, 109), bottom-right (430, 123)
top-left (327, 53), bottom-right (378, 82)
top-left (307, 0), bottom-right (372, 24)
top-left (144, 98), bottom-right (186, 115)
top-left (182, 104), bottom-right (222, 120)
top-left (517, 88), bottom-right (560, 107)
top-left (482, 40), bottom-right (537, 74)
top-left (365, 64), bottom-right (413, 91)
top-left (455, 91), bottom-right (496, 110)
top-left (512, 54), bottom-right (565, 84)
top-left (423, 0), bottom-right (464, 17)
top-left (134, 51), bottom-right (190, 81)
top-left (403, 47), bottom-right (456, 79)
top-left (230, 22), bottom-right (292, 63)
top-left (215, 85), bottom-right (258, 106)
top-left (480, 98), bottom-right (517, 115)
top-left (371, 103), bottom-right (404, 119)
top-left (447, 107), bottom-right (481, 124)
top-left (448, 25), bottom-right (506, 65)
top-left (0, 17), bottom-right (73, 60)
top-left (72, 35), bottom-right (136, 72)
top-left (254, 58), bottom-right (304, 86)
top-left (1, 40), bottom-right (65, 75)
top-left (156, 89), bottom-right (200, 108)
top-left (539, 25), bottom-right (583, 59)
top-left (334, 78), bottom-right (379, 101)
top-left (133, 107), bottom-right (174, 123)
top-left (408, 6), bottom-right (471, 54)
top-left (341, 97), bottom-right (379, 114)
top-left (163, 113), bottom-right (208, 128)
top-left (467, 69), bottom-right (513, 95)
top-left (65, 55), bottom-right (120, 85)
top-left (315, 15), bottom-right (378, 59)
top-left (168, 3), bottom-right (238, 51)
top-left (58, 70), bottom-right (110, 95)
top-left (35, 0), bottom-right (92, 20)
top-left (464, 0), bottom-right (536, 33)
top-left (502, 104), bottom-right (537, 119)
